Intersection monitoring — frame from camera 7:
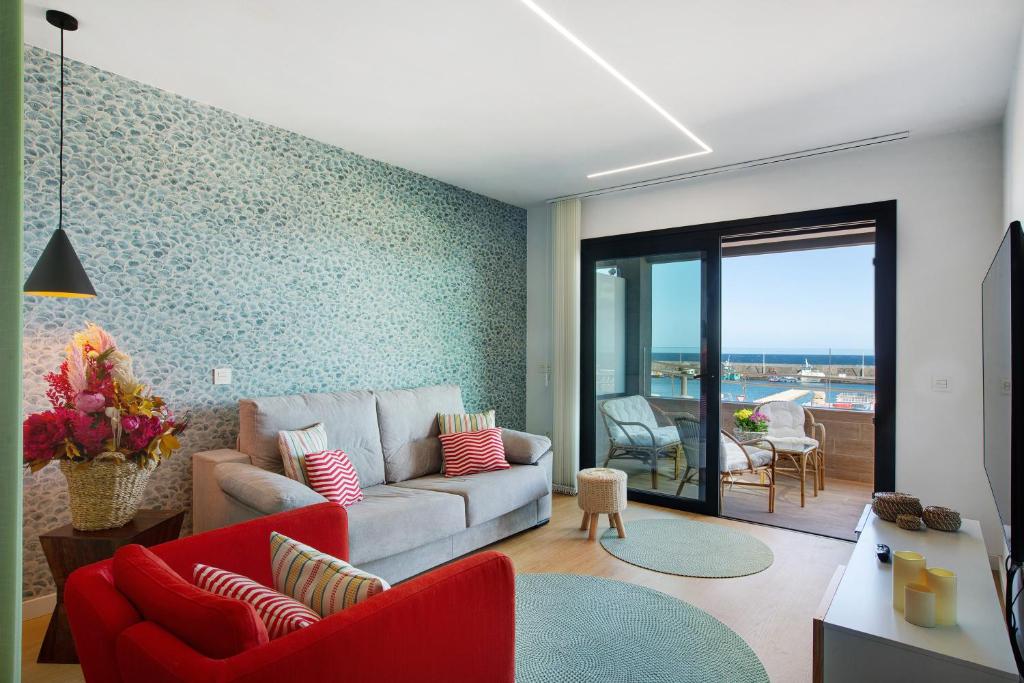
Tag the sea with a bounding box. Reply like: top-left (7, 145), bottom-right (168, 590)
top-left (652, 351), bottom-right (875, 366)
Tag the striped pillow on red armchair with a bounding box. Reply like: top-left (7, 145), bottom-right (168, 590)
top-left (303, 449), bottom-right (363, 508)
top-left (438, 427), bottom-right (510, 477)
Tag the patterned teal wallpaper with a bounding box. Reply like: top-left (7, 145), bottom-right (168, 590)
top-left (20, 46), bottom-right (527, 598)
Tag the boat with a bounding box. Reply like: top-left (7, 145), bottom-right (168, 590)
top-left (835, 391), bottom-right (875, 411)
top-left (722, 358), bottom-right (742, 381)
top-left (797, 359), bottom-right (826, 383)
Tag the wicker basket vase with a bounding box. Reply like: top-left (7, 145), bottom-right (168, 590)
top-left (872, 492), bottom-right (923, 523)
top-left (734, 430), bottom-right (769, 443)
top-left (922, 506), bottom-right (962, 532)
top-left (60, 453), bottom-right (156, 531)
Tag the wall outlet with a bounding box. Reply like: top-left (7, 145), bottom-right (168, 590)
top-left (212, 367), bottom-right (232, 385)
top-left (931, 375), bottom-right (951, 393)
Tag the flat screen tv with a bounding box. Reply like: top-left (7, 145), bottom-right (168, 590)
top-left (983, 221), bottom-right (1024, 565)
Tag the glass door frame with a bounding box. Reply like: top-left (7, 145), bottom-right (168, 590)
top-left (579, 200), bottom-right (898, 517)
top-left (581, 231), bottom-right (722, 515)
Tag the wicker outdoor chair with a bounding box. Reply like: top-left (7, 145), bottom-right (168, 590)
top-left (599, 395), bottom-right (682, 489)
top-left (673, 412), bottom-right (776, 512)
top-left (755, 400), bottom-right (825, 507)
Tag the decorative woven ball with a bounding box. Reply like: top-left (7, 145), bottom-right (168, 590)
top-left (577, 468), bottom-right (628, 514)
top-left (896, 514), bottom-right (923, 531)
top-left (922, 506), bottom-right (962, 532)
top-left (872, 492), bottom-right (923, 522)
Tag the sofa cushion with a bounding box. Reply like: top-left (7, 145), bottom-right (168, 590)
top-left (113, 545), bottom-right (269, 658)
top-left (345, 485), bottom-right (467, 565)
top-left (393, 464), bottom-right (550, 527)
top-left (304, 450), bottom-right (364, 508)
top-left (439, 428), bottom-right (509, 477)
top-left (500, 428), bottom-right (552, 465)
top-left (277, 422), bottom-right (328, 485)
top-left (376, 385), bottom-right (465, 483)
top-left (437, 409), bottom-right (496, 434)
top-left (192, 563), bottom-right (320, 640)
top-left (238, 390), bottom-right (385, 487)
top-left (271, 532), bottom-right (389, 616)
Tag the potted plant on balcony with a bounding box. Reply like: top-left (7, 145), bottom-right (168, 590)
top-left (733, 408), bottom-right (769, 443)
top-left (22, 323), bottom-right (188, 530)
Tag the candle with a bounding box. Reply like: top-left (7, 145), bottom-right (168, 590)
top-left (904, 582), bottom-right (937, 628)
top-left (893, 551), bottom-right (926, 611)
top-left (925, 567), bottom-right (957, 626)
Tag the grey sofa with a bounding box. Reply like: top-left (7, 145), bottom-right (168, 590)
top-left (192, 384), bottom-right (552, 584)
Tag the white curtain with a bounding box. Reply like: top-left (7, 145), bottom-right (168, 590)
top-left (552, 199), bottom-right (581, 494)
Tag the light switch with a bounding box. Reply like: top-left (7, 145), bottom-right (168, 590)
top-left (212, 367), bottom-right (232, 385)
top-left (931, 376), bottom-right (951, 393)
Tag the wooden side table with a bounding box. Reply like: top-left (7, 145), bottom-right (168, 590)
top-left (37, 508), bottom-right (185, 664)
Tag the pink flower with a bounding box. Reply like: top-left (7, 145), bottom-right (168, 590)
top-left (124, 415), bottom-right (164, 453)
top-left (121, 414), bottom-right (141, 432)
top-left (74, 392), bottom-right (106, 413)
top-left (65, 409), bottom-right (113, 455)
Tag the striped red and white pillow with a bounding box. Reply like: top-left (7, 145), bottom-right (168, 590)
top-left (438, 427), bottom-right (509, 477)
top-left (304, 449), bottom-right (363, 508)
top-left (193, 564), bottom-right (320, 640)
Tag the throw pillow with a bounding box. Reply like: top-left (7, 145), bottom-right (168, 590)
top-left (271, 532), bottom-right (390, 617)
top-left (438, 427), bottom-right (510, 477)
top-left (436, 409), bottom-right (496, 434)
top-left (303, 449), bottom-right (363, 508)
top-left (193, 563), bottom-right (320, 639)
top-left (113, 544), bottom-right (268, 658)
top-left (277, 422), bottom-right (328, 485)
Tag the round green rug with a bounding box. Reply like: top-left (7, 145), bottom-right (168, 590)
top-left (599, 518), bottom-right (774, 578)
top-left (515, 574), bottom-right (768, 683)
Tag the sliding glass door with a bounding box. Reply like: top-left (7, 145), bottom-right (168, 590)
top-left (580, 201), bottom-right (896, 524)
top-left (582, 234), bottom-right (721, 515)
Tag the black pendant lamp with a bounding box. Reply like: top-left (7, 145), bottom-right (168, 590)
top-left (24, 10), bottom-right (96, 298)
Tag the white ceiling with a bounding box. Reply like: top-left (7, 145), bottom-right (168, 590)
top-left (23, 1), bottom-right (1024, 207)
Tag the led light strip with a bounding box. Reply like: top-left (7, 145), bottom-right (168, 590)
top-left (519, 0), bottom-right (712, 178)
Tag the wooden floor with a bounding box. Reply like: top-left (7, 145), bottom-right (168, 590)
top-left (22, 616), bottom-right (83, 683)
top-left (616, 454), bottom-right (872, 540)
top-left (22, 494), bottom-right (854, 683)
top-left (723, 476), bottom-right (872, 541)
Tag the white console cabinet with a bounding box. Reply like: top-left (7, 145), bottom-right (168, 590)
top-left (817, 508), bottom-right (1019, 682)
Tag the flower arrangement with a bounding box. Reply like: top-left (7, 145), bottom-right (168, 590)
top-left (23, 323), bottom-right (188, 472)
top-left (734, 408), bottom-right (769, 433)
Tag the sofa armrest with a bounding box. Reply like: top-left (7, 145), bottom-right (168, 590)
top-left (66, 563), bottom-right (142, 683)
top-left (192, 449), bottom-right (252, 533)
top-left (215, 462), bottom-right (327, 516)
top-left (114, 551), bottom-right (515, 683)
top-left (501, 428), bottom-right (552, 465)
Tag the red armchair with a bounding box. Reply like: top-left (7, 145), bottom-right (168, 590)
top-left (65, 503), bottom-right (516, 683)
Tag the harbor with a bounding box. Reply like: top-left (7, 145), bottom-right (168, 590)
top-left (650, 357), bottom-right (876, 410)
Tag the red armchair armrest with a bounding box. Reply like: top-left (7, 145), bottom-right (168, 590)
top-left (115, 551), bottom-right (516, 683)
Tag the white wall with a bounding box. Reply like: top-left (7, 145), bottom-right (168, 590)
top-left (529, 125), bottom-right (1009, 553)
top-left (1006, 28), bottom-right (1024, 226)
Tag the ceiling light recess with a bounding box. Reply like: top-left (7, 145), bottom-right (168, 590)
top-left (518, 0), bottom-right (712, 178)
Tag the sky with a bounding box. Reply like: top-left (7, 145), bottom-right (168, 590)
top-left (650, 245), bottom-right (875, 354)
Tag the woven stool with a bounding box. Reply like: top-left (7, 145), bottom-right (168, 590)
top-left (577, 467), bottom-right (627, 540)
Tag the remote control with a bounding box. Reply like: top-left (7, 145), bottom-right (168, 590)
top-left (876, 544), bottom-right (891, 563)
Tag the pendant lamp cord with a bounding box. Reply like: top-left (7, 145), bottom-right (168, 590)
top-left (58, 26), bottom-right (64, 231)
